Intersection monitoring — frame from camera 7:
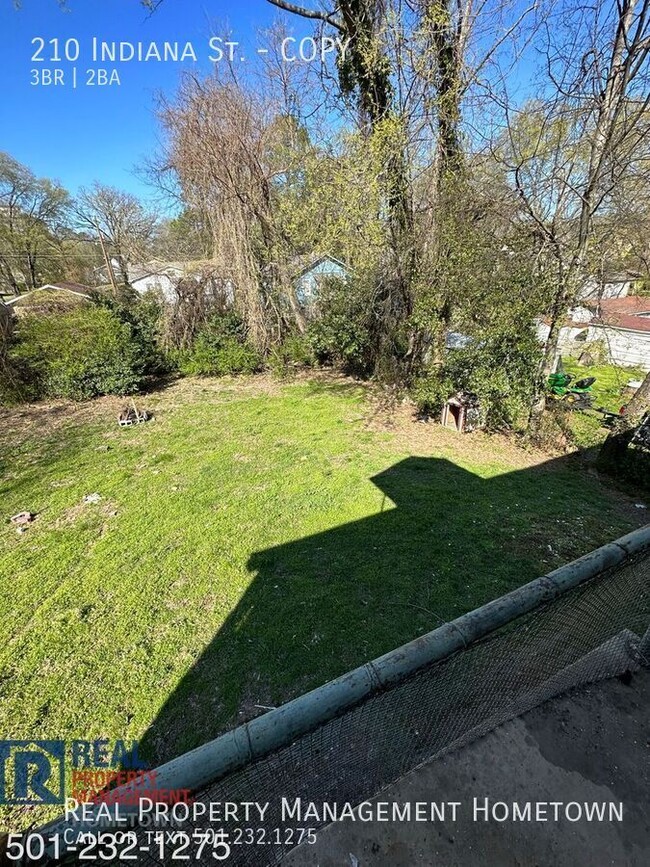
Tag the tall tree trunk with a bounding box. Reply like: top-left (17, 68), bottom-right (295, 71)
top-left (118, 257), bottom-right (130, 287)
top-left (427, 0), bottom-right (464, 187)
top-left (259, 207), bottom-right (307, 335)
top-left (26, 253), bottom-right (37, 289)
top-left (528, 269), bottom-right (571, 435)
top-left (268, 0), bottom-right (416, 371)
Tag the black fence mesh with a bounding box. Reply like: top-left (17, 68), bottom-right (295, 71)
top-left (103, 551), bottom-right (650, 865)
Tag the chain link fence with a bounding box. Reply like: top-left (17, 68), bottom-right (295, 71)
top-left (124, 546), bottom-right (649, 866)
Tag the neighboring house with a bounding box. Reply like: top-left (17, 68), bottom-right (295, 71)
top-left (583, 296), bottom-right (650, 369)
top-left (539, 295), bottom-right (650, 370)
top-left (98, 260), bottom-right (227, 304)
top-left (93, 258), bottom-right (122, 285)
top-left (94, 257), bottom-right (125, 285)
top-left (128, 263), bottom-right (186, 301)
top-left (94, 259), bottom-right (186, 301)
top-left (5, 283), bottom-right (93, 316)
top-left (578, 272), bottom-right (639, 301)
top-left (94, 254), bottom-right (352, 309)
top-left (293, 255), bottom-right (352, 307)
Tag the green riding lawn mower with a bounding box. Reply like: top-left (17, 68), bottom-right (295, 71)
top-left (547, 372), bottom-right (597, 410)
top-left (547, 368), bottom-right (638, 428)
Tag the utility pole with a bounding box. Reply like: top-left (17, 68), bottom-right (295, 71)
top-left (94, 222), bottom-right (119, 294)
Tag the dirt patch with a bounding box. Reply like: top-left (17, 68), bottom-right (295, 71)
top-left (0, 395), bottom-right (125, 448)
top-left (360, 387), bottom-right (648, 519)
top-left (143, 373), bottom-right (286, 410)
top-left (236, 681), bottom-right (279, 725)
top-left (1, 373), bottom-right (644, 516)
top-left (55, 497), bottom-right (118, 529)
top-left (363, 392), bottom-right (558, 471)
top-left (0, 376), bottom-right (282, 452)
top-left (0, 374), bottom-right (553, 474)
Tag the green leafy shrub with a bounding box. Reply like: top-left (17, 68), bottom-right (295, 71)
top-left (268, 334), bottom-right (315, 378)
top-left (177, 313), bottom-right (262, 376)
top-left (410, 373), bottom-right (452, 418)
top-left (6, 305), bottom-right (145, 401)
top-left (179, 338), bottom-right (261, 376)
top-left (307, 277), bottom-right (375, 375)
top-left (0, 356), bottom-right (24, 406)
top-left (95, 289), bottom-right (167, 375)
top-left (447, 330), bottom-right (541, 429)
top-left (412, 327), bottom-right (541, 431)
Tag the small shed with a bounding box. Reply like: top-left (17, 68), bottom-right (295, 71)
top-left (441, 392), bottom-right (483, 433)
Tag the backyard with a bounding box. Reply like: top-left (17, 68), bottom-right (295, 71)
top-left (0, 374), bottom-right (646, 828)
top-left (562, 359), bottom-right (646, 449)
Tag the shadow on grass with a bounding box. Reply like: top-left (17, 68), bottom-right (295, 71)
top-left (136, 372), bottom-right (183, 396)
top-left (139, 452), bottom-right (640, 765)
top-left (297, 374), bottom-right (368, 399)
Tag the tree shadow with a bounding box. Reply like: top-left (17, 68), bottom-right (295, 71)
top-left (138, 451), bottom-right (643, 765)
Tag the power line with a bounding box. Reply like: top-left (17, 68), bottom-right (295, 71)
top-left (0, 252), bottom-right (104, 259)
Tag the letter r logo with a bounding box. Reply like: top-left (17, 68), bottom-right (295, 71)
top-left (0, 741), bottom-right (65, 805)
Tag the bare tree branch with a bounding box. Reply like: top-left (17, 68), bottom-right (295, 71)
top-left (265, 0), bottom-right (344, 31)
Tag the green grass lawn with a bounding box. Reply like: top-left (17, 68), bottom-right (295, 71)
top-left (0, 375), bottom-right (645, 829)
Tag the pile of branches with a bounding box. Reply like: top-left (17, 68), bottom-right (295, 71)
top-left (159, 269), bottom-right (232, 351)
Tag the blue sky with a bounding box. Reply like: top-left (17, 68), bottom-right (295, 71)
top-left (1, 1), bottom-right (539, 205)
top-left (0, 1), bottom-right (285, 202)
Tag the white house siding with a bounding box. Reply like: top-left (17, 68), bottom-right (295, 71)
top-left (587, 325), bottom-right (650, 371)
top-left (535, 322), bottom-right (588, 351)
top-left (579, 278), bottom-right (633, 300)
top-left (131, 273), bottom-right (178, 302)
top-left (557, 326), bottom-right (590, 352)
top-left (536, 320), bottom-right (551, 342)
top-left (567, 305), bottom-right (593, 323)
top-left (536, 320), bottom-right (649, 370)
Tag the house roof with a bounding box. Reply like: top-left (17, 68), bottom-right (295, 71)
top-left (594, 272), bottom-right (640, 283)
top-left (293, 254), bottom-right (352, 279)
top-left (5, 283), bottom-right (92, 305)
top-left (591, 317), bottom-right (650, 333)
top-left (595, 296), bottom-right (650, 314)
top-left (130, 269), bottom-right (174, 284)
top-left (594, 316), bottom-right (650, 333)
top-left (127, 260), bottom-right (217, 284)
top-left (592, 296), bottom-right (650, 333)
